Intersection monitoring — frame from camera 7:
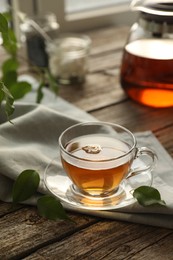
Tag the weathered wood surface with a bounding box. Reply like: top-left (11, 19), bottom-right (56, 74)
top-left (0, 25), bottom-right (173, 259)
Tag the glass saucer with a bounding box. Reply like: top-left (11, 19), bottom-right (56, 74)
top-left (44, 158), bottom-right (152, 210)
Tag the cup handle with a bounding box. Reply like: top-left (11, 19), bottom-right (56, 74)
top-left (127, 147), bottom-right (157, 184)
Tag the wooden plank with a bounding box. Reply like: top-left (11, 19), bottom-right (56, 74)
top-left (87, 26), bottom-right (129, 56)
top-left (59, 71), bottom-right (127, 111)
top-left (91, 100), bottom-right (173, 134)
top-left (88, 51), bottom-right (123, 73)
top-left (0, 201), bottom-right (23, 217)
top-left (0, 207), bottom-right (98, 259)
top-left (155, 125), bottom-right (173, 158)
top-left (22, 221), bottom-right (173, 259)
top-left (129, 233), bottom-right (173, 260)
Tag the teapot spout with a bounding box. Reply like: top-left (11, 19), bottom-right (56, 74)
top-left (130, 0), bottom-right (144, 11)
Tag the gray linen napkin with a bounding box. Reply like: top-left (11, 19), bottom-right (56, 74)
top-left (0, 78), bottom-right (173, 229)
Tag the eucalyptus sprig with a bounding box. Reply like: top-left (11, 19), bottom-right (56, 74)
top-left (35, 67), bottom-right (58, 103)
top-left (0, 81), bottom-right (14, 121)
top-left (0, 13), bottom-right (65, 221)
top-left (0, 13), bottom-right (32, 118)
top-left (0, 12), bottom-right (59, 119)
top-left (12, 169), bottom-right (70, 221)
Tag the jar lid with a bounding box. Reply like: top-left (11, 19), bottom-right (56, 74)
top-left (47, 34), bottom-right (91, 57)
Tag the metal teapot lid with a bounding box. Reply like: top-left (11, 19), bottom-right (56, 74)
top-left (131, 0), bottom-right (173, 22)
top-left (131, 0), bottom-right (173, 15)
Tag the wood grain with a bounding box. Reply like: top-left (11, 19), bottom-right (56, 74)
top-left (0, 207), bottom-right (98, 259)
top-left (23, 221), bottom-right (173, 259)
top-left (91, 101), bottom-right (173, 133)
top-left (59, 72), bottom-right (127, 111)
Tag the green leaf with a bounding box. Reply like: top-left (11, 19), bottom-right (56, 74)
top-left (9, 81), bottom-right (32, 100)
top-left (2, 70), bottom-right (17, 88)
top-left (133, 186), bottom-right (166, 207)
top-left (5, 91), bottom-right (15, 119)
top-left (0, 85), bottom-right (4, 104)
top-left (12, 169), bottom-right (40, 204)
top-left (1, 12), bottom-right (12, 22)
top-left (45, 68), bottom-right (58, 94)
top-left (0, 81), bottom-right (15, 119)
top-left (0, 13), bottom-right (8, 32)
top-left (2, 28), bottom-right (17, 56)
top-left (2, 58), bottom-right (19, 75)
top-left (36, 82), bottom-right (45, 103)
top-left (37, 195), bottom-right (70, 221)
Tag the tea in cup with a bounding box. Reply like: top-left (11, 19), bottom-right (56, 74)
top-left (59, 122), bottom-right (157, 206)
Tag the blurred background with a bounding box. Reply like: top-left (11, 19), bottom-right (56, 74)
top-left (1, 0), bottom-right (137, 38)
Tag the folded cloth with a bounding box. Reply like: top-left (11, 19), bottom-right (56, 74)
top-left (0, 83), bottom-right (173, 229)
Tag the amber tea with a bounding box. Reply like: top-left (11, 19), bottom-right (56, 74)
top-left (121, 39), bottom-right (173, 108)
top-left (61, 135), bottom-right (132, 196)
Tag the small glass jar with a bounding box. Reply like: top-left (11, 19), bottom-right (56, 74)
top-left (47, 34), bottom-right (91, 85)
top-left (20, 13), bottom-right (59, 67)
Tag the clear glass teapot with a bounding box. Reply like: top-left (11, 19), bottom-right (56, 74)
top-left (120, 0), bottom-right (173, 107)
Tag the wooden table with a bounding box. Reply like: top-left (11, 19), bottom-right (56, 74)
top-left (1, 25), bottom-right (173, 259)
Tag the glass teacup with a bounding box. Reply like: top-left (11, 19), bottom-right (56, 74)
top-left (59, 122), bottom-right (157, 206)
